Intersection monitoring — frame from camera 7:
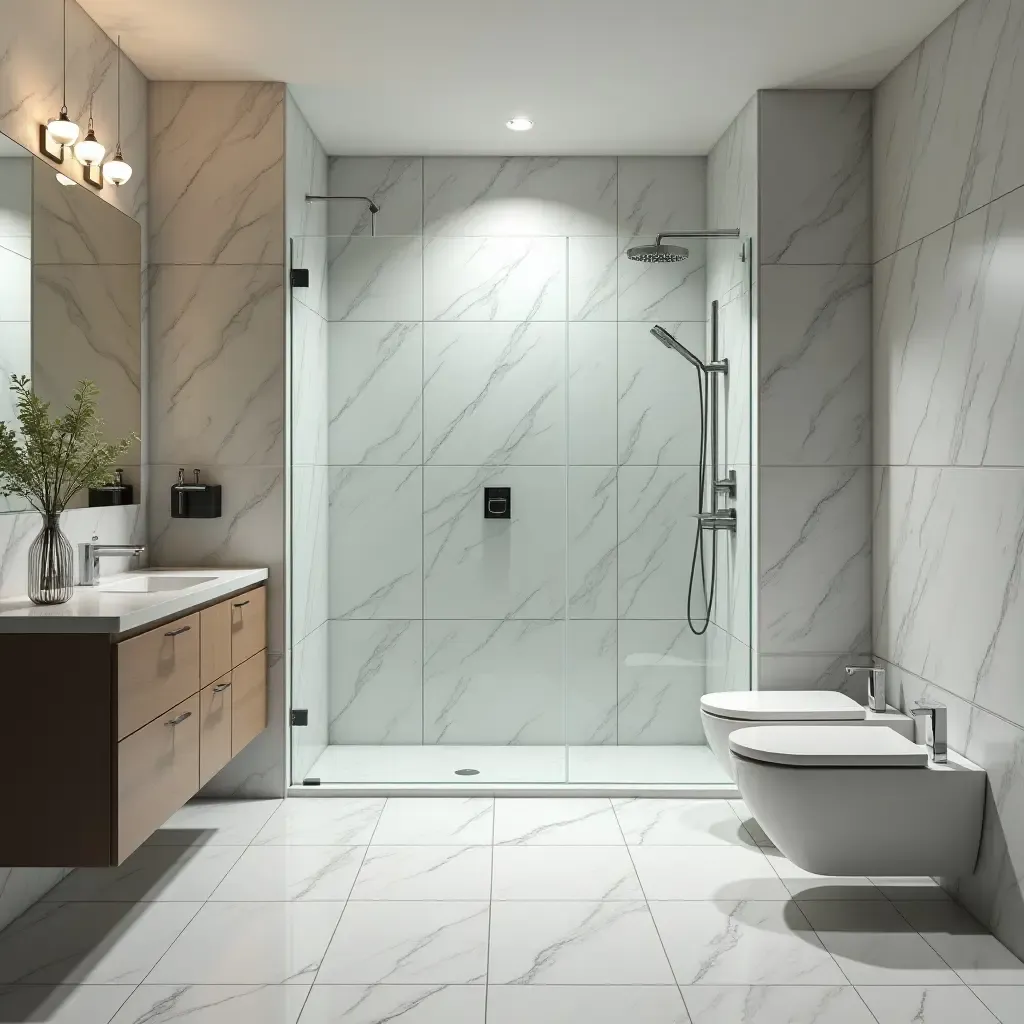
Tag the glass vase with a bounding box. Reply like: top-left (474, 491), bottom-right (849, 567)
top-left (28, 512), bottom-right (74, 605)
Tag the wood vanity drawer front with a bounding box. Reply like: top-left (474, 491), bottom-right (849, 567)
top-left (200, 601), bottom-right (232, 686)
top-left (117, 693), bottom-right (199, 863)
top-left (230, 586), bottom-right (266, 668)
top-left (199, 675), bottom-right (233, 786)
top-left (232, 651), bottom-right (267, 756)
top-left (117, 612), bottom-right (201, 740)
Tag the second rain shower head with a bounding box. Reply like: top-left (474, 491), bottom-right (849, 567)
top-left (626, 242), bottom-right (689, 263)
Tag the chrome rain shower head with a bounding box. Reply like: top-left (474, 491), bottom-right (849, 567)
top-left (627, 242), bottom-right (689, 263)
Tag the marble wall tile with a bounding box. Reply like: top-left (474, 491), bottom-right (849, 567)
top-left (292, 234), bottom-right (328, 318)
top-left (0, 247), bottom-right (30, 322)
top-left (328, 321), bottom-right (422, 466)
top-left (423, 619), bottom-right (565, 744)
top-left (618, 465), bottom-right (699, 619)
top-left (291, 465), bottom-right (328, 644)
top-left (423, 236), bottom-right (566, 322)
top-left (290, 621), bottom-right (329, 781)
top-left (618, 321), bottom-right (704, 466)
top-left (291, 302), bottom-right (328, 466)
top-left (150, 83), bottom-right (285, 265)
top-left (760, 264), bottom-right (871, 467)
top-left (423, 321), bottom-right (565, 467)
top-left (327, 235), bottom-right (422, 322)
top-left (285, 93), bottom-right (327, 246)
top-left (568, 467), bottom-right (618, 619)
top-left (149, 264), bottom-right (285, 466)
top-left (568, 322), bottom-right (617, 465)
top-left (759, 651), bottom-right (872, 695)
top-left (759, 91), bottom-right (871, 265)
top-left (617, 239), bottom-right (706, 322)
top-left (423, 157), bottom-right (617, 236)
top-left (568, 236), bottom-right (618, 321)
top-left (328, 620), bottom-right (423, 744)
top-left (423, 465), bottom-right (565, 620)
top-left (567, 621), bottom-right (618, 744)
top-left (618, 621), bottom-right (706, 744)
top-left (874, 0), bottom-right (1024, 260)
top-left (873, 466), bottom-right (1024, 725)
top-left (328, 466), bottom-right (422, 620)
top-left (719, 286), bottom-right (753, 470)
top-left (328, 157), bottom-right (424, 236)
top-left (617, 157), bottom-right (706, 240)
top-left (760, 466), bottom-right (871, 654)
top-left (874, 188), bottom-right (1024, 468)
top-left (706, 625), bottom-right (752, 695)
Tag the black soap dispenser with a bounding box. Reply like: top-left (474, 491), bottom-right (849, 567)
top-left (171, 468), bottom-right (222, 519)
top-left (89, 468), bottom-right (134, 507)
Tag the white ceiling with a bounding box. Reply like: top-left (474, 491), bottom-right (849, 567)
top-left (80, 0), bottom-right (960, 155)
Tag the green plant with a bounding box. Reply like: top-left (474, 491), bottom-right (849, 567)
top-left (0, 375), bottom-right (137, 516)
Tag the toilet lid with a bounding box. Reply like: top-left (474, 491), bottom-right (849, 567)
top-left (701, 690), bottom-right (866, 722)
top-left (729, 725), bottom-right (929, 767)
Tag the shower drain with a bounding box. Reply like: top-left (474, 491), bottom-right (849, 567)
top-left (454, 768), bottom-right (480, 776)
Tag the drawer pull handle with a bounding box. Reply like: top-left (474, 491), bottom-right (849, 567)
top-left (164, 625), bottom-right (192, 638)
top-left (212, 682), bottom-right (231, 693)
top-left (233, 600), bottom-right (251, 608)
top-left (166, 711), bottom-right (192, 726)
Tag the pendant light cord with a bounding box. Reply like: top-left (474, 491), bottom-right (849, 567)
top-left (116, 35), bottom-right (121, 148)
top-left (61, 0), bottom-right (67, 110)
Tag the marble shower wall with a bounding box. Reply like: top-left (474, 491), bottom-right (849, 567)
top-left (319, 156), bottom-right (721, 748)
top-left (873, 0), bottom-right (1024, 961)
top-left (0, 0), bottom-right (149, 934)
top-left (286, 92), bottom-right (330, 783)
top-left (755, 90), bottom-right (873, 693)
top-left (148, 82), bottom-right (288, 798)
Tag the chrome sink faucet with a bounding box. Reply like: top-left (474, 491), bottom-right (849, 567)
top-left (911, 699), bottom-right (948, 764)
top-left (845, 664), bottom-right (886, 712)
top-left (77, 535), bottom-right (146, 586)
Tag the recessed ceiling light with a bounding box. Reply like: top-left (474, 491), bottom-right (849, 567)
top-left (506, 116), bottom-right (534, 131)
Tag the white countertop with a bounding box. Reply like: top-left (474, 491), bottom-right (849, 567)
top-left (0, 568), bottom-right (268, 634)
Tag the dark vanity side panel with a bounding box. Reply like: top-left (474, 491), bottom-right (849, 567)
top-left (0, 633), bottom-right (114, 866)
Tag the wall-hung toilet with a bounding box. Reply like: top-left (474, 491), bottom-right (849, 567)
top-left (701, 690), bottom-right (914, 780)
top-left (729, 723), bottom-right (986, 877)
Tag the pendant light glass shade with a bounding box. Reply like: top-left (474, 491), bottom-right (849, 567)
top-left (74, 118), bottom-right (105, 165)
top-left (104, 146), bottom-right (132, 185)
top-left (47, 108), bottom-right (80, 146)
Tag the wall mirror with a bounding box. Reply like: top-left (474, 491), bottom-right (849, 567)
top-left (0, 129), bottom-right (142, 513)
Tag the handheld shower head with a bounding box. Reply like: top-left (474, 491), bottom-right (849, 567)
top-left (650, 325), bottom-right (705, 372)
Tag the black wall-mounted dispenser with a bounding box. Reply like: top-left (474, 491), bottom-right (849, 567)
top-left (171, 468), bottom-right (222, 518)
top-left (89, 468), bottom-right (134, 507)
top-left (484, 486), bottom-right (511, 519)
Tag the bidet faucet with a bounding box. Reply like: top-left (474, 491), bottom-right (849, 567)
top-left (911, 699), bottom-right (948, 764)
top-left (845, 665), bottom-right (886, 712)
top-left (77, 535), bottom-right (146, 586)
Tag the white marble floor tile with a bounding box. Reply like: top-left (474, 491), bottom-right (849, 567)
top-left (252, 798), bottom-right (385, 846)
top-left (892, 901), bottom-right (1024, 985)
top-left (316, 901), bottom-right (489, 984)
top-left (614, 798), bottom-right (757, 846)
top-left (492, 798), bottom-right (623, 845)
top-left (763, 849), bottom-right (884, 901)
top-left (682, 986), bottom-right (875, 1023)
top-left (109, 984), bottom-right (311, 1024)
top-left (0, 901), bottom-right (203, 985)
top-left (856, 985), bottom-right (999, 1023)
top-left (650, 900), bottom-right (847, 986)
top-left (487, 985), bottom-right (690, 1024)
top-left (42, 845), bottom-right (245, 903)
top-left (145, 901), bottom-right (343, 985)
top-left (147, 800), bottom-right (281, 846)
top-left (631, 846), bottom-right (789, 900)
top-left (209, 846), bottom-right (366, 901)
top-left (298, 984), bottom-right (485, 1024)
top-left (971, 986), bottom-right (1024, 1023)
top-left (0, 984), bottom-right (136, 1024)
top-left (491, 846), bottom-right (644, 901)
top-left (728, 801), bottom-right (773, 846)
top-left (488, 900), bottom-right (675, 985)
top-left (350, 846), bottom-right (492, 901)
top-left (370, 798), bottom-right (494, 845)
top-left (799, 900), bottom-right (960, 986)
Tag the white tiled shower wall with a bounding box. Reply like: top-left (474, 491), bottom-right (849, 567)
top-left (310, 155), bottom-right (749, 751)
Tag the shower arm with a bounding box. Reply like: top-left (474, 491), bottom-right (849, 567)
top-left (655, 229), bottom-right (741, 244)
top-left (305, 195), bottom-right (380, 236)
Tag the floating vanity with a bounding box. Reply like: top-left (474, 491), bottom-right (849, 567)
top-left (0, 569), bottom-right (268, 867)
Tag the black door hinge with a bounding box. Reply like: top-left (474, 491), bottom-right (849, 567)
top-left (290, 268), bottom-right (309, 288)
top-left (290, 708), bottom-right (308, 726)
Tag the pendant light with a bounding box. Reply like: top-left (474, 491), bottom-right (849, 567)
top-left (103, 36), bottom-right (132, 185)
top-left (46, 0), bottom-right (80, 146)
top-left (75, 111), bottom-right (105, 166)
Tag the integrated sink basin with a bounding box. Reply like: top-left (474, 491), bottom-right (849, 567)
top-left (97, 574), bottom-right (218, 594)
